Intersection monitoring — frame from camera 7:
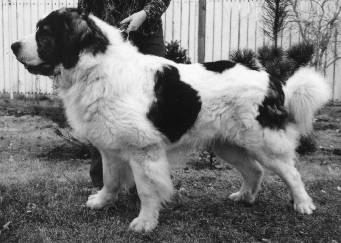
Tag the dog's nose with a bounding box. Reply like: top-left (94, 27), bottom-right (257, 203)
top-left (11, 42), bottom-right (21, 55)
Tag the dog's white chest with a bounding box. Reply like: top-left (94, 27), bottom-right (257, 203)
top-left (60, 87), bottom-right (95, 139)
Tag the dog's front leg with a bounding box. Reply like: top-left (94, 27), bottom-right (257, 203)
top-left (128, 146), bottom-right (173, 232)
top-left (86, 149), bottom-right (125, 209)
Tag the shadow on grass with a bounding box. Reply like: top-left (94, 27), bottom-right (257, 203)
top-left (39, 143), bottom-right (91, 161)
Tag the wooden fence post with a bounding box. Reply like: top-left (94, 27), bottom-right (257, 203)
top-left (198, 0), bottom-right (206, 63)
top-left (332, 27), bottom-right (338, 102)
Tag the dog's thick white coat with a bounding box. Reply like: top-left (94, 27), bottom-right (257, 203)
top-left (284, 67), bottom-right (331, 134)
top-left (16, 15), bottom-right (331, 232)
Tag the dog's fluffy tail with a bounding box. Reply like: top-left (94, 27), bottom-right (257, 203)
top-left (284, 67), bottom-right (331, 135)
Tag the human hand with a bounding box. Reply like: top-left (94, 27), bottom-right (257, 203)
top-left (120, 10), bottom-right (147, 33)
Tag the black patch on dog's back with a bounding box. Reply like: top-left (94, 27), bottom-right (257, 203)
top-left (147, 65), bottom-right (202, 142)
top-left (256, 75), bottom-right (289, 129)
top-left (202, 60), bottom-right (236, 73)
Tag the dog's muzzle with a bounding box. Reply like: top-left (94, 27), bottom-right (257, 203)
top-left (11, 41), bottom-right (58, 76)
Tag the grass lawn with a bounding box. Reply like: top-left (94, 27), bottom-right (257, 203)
top-left (0, 104), bottom-right (340, 242)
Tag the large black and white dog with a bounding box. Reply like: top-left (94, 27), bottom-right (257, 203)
top-left (12, 8), bottom-right (330, 232)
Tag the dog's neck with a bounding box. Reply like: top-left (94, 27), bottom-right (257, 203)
top-left (89, 15), bottom-right (139, 61)
top-left (55, 15), bottom-right (141, 92)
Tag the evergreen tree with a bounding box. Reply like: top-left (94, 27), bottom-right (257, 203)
top-left (262, 0), bottom-right (290, 48)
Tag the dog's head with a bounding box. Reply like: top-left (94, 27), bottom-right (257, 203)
top-left (11, 8), bottom-right (109, 76)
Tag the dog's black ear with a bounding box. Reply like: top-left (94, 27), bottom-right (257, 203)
top-left (77, 14), bottom-right (109, 55)
top-left (59, 10), bottom-right (87, 68)
top-left (58, 9), bottom-right (108, 69)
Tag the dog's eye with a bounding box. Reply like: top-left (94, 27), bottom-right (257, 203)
top-left (37, 25), bottom-right (52, 35)
top-left (36, 33), bottom-right (52, 50)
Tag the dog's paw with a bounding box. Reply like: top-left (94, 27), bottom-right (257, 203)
top-left (229, 190), bottom-right (256, 204)
top-left (293, 198), bottom-right (316, 214)
top-left (86, 190), bottom-right (114, 209)
top-left (129, 216), bottom-right (158, 232)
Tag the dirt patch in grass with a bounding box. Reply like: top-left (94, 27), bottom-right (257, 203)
top-left (0, 97), bottom-right (67, 127)
top-left (0, 103), bottom-right (340, 242)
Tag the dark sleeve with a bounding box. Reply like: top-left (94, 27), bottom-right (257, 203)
top-left (143, 0), bottom-right (171, 20)
top-left (77, 0), bottom-right (105, 18)
top-left (77, 0), bottom-right (92, 12)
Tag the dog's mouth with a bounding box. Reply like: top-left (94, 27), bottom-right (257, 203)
top-left (24, 63), bottom-right (57, 76)
top-left (14, 55), bottom-right (57, 76)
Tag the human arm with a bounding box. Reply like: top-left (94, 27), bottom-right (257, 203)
top-left (77, 0), bottom-right (92, 12)
top-left (120, 0), bottom-right (171, 33)
top-left (143, 0), bottom-right (172, 21)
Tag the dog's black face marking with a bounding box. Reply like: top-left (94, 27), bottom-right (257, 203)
top-left (35, 8), bottom-right (109, 73)
top-left (256, 75), bottom-right (289, 129)
top-left (147, 65), bottom-right (202, 143)
top-left (202, 60), bottom-right (236, 73)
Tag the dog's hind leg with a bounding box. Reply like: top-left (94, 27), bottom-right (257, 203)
top-left (128, 146), bottom-right (173, 232)
top-left (213, 142), bottom-right (263, 204)
top-left (257, 154), bottom-right (316, 214)
top-left (86, 149), bottom-right (128, 209)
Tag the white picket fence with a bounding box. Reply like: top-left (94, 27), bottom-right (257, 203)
top-left (0, 0), bottom-right (340, 100)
